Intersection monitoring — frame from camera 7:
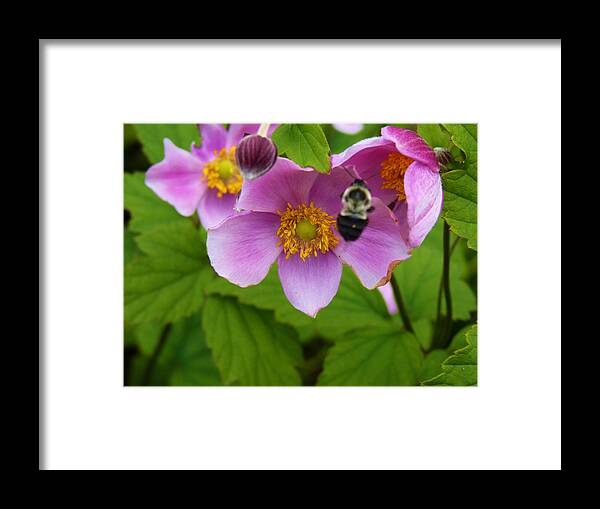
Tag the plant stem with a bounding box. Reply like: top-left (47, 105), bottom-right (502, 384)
top-left (441, 221), bottom-right (453, 344)
top-left (390, 273), bottom-right (414, 334)
top-left (432, 280), bottom-right (444, 347)
top-left (432, 224), bottom-right (459, 349)
top-left (258, 123), bottom-right (270, 137)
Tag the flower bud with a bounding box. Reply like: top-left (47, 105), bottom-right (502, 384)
top-left (434, 147), bottom-right (452, 166)
top-left (235, 134), bottom-right (278, 180)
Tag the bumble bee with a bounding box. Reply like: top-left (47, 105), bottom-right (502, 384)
top-left (337, 179), bottom-right (375, 241)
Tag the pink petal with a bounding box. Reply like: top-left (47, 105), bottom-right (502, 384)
top-left (192, 124), bottom-right (228, 161)
top-left (392, 199), bottom-right (411, 247)
top-left (308, 165), bottom-right (354, 217)
top-left (403, 161), bottom-right (443, 248)
top-left (331, 137), bottom-right (397, 205)
top-left (277, 252), bottom-right (342, 317)
top-left (145, 138), bottom-right (207, 216)
top-left (197, 189), bottom-right (238, 229)
top-left (199, 124), bottom-right (227, 152)
top-left (190, 145), bottom-right (213, 164)
top-left (237, 157), bottom-right (317, 214)
top-left (207, 211), bottom-right (282, 287)
top-left (331, 136), bottom-right (393, 167)
top-left (333, 123), bottom-right (363, 134)
top-left (377, 283), bottom-right (398, 315)
top-left (226, 124), bottom-right (260, 147)
top-left (381, 126), bottom-right (439, 170)
top-left (334, 197), bottom-right (411, 289)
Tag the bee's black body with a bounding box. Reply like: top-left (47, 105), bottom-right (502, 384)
top-left (337, 178), bottom-right (374, 242)
top-left (337, 214), bottom-right (369, 241)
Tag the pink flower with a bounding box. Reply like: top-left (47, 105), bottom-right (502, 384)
top-left (207, 158), bottom-right (411, 317)
top-left (332, 126), bottom-right (442, 248)
top-left (145, 124), bottom-right (276, 229)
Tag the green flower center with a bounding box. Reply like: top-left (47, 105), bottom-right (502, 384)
top-left (217, 159), bottom-right (235, 180)
top-left (295, 218), bottom-right (317, 241)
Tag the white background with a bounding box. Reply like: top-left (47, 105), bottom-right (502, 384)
top-left (41, 41), bottom-right (561, 470)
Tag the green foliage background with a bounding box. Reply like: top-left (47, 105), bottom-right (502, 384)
top-left (124, 123), bottom-right (478, 386)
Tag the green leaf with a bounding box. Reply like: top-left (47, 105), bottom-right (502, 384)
top-left (446, 324), bottom-right (473, 354)
top-left (126, 314), bottom-right (222, 386)
top-left (392, 220), bottom-right (476, 324)
top-left (417, 124), bottom-right (463, 163)
top-left (417, 349), bottom-right (449, 383)
top-left (315, 267), bottom-right (392, 340)
top-left (272, 124), bottom-right (331, 173)
top-left (318, 325), bottom-right (423, 386)
top-left (413, 319), bottom-right (435, 351)
top-left (124, 323), bottom-right (138, 348)
top-left (133, 124), bottom-right (200, 164)
top-left (422, 324), bottom-right (477, 386)
top-left (441, 124), bottom-right (477, 250)
top-left (418, 124), bottom-right (451, 149)
top-left (124, 230), bottom-right (142, 266)
top-left (202, 295), bottom-right (303, 386)
top-left (160, 314), bottom-right (222, 386)
top-left (416, 325), bottom-right (474, 383)
top-left (206, 267), bottom-right (315, 331)
top-left (128, 322), bottom-right (164, 356)
top-left (124, 221), bottom-right (214, 325)
top-left (124, 172), bottom-right (189, 234)
top-left (394, 246), bottom-right (475, 322)
top-left (124, 124), bottom-right (139, 149)
top-left (206, 266), bottom-right (392, 343)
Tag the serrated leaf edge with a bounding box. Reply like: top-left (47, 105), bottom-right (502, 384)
top-left (420, 324), bottom-right (477, 386)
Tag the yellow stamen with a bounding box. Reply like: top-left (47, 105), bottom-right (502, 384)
top-left (276, 202), bottom-right (339, 261)
top-left (203, 147), bottom-right (243, 198)
top-left (380, 152), bottom-right (414, 201)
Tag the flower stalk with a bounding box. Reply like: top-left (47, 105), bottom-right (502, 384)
top-left (441, 221), bottom-right (453, 340)
top-left (432, 222), bottom-right (457, 349)
top-left (257, 123), bottom-right (270, 137)
top-left (390, 273), bottom-right (414, 334)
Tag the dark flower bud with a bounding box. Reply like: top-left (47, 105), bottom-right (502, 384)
top-left (235, 134), bottom-right (278, 180)
top-left (434, 147), bottom-right (452, 166)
